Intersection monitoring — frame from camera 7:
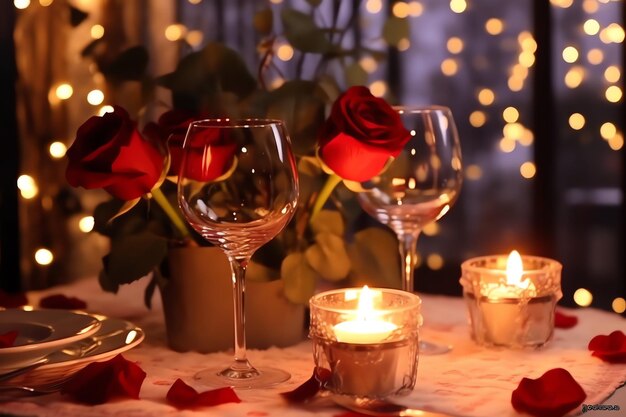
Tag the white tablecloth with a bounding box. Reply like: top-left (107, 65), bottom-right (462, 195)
top-left (1, 278), bottom-right (625, 417)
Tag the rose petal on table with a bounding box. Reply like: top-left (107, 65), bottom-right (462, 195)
top-left (0, 289), bottom-right (28, 308)
top-left (511, 368), bottom-right (586, 417)
top-left (39, 294), bottom-right (87, 310)
top-left (588, 330), bottom-right (626, 363)
top-left (0, 330), bottom-right (18, 348)
top-left (61, 354), bottom-right (146, 404)
top-left (280, 367), bottom-right (332, 403)
top-left (333, 412), bottom-right (381, 417)
top-left (166, 378), bottom-right (240, 409)
top-left (554, 310), bottom-right (578, 328)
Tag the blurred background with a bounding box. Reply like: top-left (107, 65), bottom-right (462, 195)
top-left (1, 0), bottom-right (624, 314)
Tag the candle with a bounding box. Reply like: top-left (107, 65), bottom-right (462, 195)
top-left (333, 286), bottom-right (397, 344)
top-left (309, 287), bottom-right (421, 398)
top-left (460, 252), bottom-right (562, 348)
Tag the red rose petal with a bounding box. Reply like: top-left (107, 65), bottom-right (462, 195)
top-left (61, 354), bottom-right (146, 405)
top-left (333, 412), bottom-right (373, 417)
top-left (166, 378), bottom-right (241, 409)
top-left (0, 330), bottom-right (18, 348)
top-left (554, 310), bottom-right (578, 329)
top-left (511, 368), bottom-right (586, 417)
top-left (588, 330), bottom-right (626, 363)
top-left (39, 294), bottom-right (87, 310)
top-left (0, 289), bottom-right (28, 308)
top-left (280, 367), bottom-right (332, 403)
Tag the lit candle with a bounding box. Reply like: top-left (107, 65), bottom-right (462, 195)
top-left (333, 286), bottom-right (397, 344)
top-left (481, 250), bottom-right (537, 299)
top-left (309, 287), bottom-right (421, 398)
top-left (461, 251), bottom-right (562, 348)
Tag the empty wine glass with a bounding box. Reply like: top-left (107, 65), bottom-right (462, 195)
top-left (177, 119), bottom-right (299, 388)
top-left (357, 106), bottom-right (463, 354)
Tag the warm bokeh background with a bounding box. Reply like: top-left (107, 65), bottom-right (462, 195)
top-left (1, 0), bottom-right (624, 314)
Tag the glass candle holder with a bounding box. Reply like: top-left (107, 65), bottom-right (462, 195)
top-left (460, 254), bottom-right (562, 349)
top-left (309, 287), bottom-right (421, 398)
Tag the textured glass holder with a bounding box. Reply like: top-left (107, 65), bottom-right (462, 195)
top-left (309, 288), bottom-right (421, 398)
top-left (460, 255), bottom-right (562, 349)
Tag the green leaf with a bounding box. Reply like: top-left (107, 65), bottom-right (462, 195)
top-left (105, 232), bottom-right (168, 285)
top-left (280, 9), bottom-right (332, 53)
top-left (156, 42), bottom-right (257, 110)
top-left (310, 210), bottom-right (344, 236)
top-left (382, 17), bottom-right (410, 46)
top-left (248, 260), bottom-right (280, 282)
top-left (347, 227), bottom-right (402, 288)
top-left (305, 232), bottom-right (351, 282)
top-left (265, 80), bottom-right (326, 155)
top-left (98, 264), bottom-right (119, 294)
top-left (253, 8), bottom-right (273, 35)
top-left (281, 252), bottom-right (319, 304)
top-left (102, 46), bottom-right (150, 82)
top-left (345, 62), bottom-right (368, 87)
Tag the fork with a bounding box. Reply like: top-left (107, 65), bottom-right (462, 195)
top-left (0, 378), bottom-right (69, 399)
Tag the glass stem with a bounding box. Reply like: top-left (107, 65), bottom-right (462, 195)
top-left (222, 256), bottom-right (259, 379)
top-left (398, 231), bottom-right (421, 292)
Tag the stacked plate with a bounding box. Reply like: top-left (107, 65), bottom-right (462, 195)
top-left (0, 309), bottom-right (144, 386)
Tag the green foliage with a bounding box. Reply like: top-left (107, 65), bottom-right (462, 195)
top-left (281, 9), bottom-right (333, 53)
top-left (347, 227), bottom-right (402, 289)
top-left (281, 252), bottom-right (319, 304)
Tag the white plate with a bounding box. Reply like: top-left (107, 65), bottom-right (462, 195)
top-left (0, 309), bottom-right (101, 371)
top-left (1, 315), bottom-right (145, 386)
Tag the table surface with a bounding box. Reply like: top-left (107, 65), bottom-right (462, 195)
top-left (1, 278), bottom-right (625, 417)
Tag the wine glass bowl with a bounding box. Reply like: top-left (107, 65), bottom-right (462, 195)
top-left (178, 118), bottom-right (298, 388)
top-left (357, 106), bottom-right (462, 354)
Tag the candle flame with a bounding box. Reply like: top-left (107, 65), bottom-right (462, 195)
top-left (506, 250), bottom-right (531, 289)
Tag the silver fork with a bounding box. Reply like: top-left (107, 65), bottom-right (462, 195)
top-left (0, 378), bottom-right (69, 399)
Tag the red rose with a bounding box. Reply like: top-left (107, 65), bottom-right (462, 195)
top-left (66, 106), bottom-right (165, 200)
top-left (144, 109), bottom-right (207, 176)
top-left (178, 120), bottom-right (237, 182)
top-left (511, 368), bottom-right (586, 417)
top-left (317, 86), bottom-right (410, 182)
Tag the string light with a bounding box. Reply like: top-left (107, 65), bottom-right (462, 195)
top-left (573, 288), bottom-right (593, 307)
top-left (276, 44), bottom-right (294, 61)
top-left (564, 66), bottom-right (585, 88)
top-left (520, 162), bottom-right (536, 179)
top-left (465, 165), bottom-right (483, 180)
top-left (604, 65), bottom-right (621, 83)
top-left (612, 298), bottom-right (626, 314)
top-left (583, 0), bottom-right (599, 13)
top-left (91, 25), bottom-right (105, 39)
top-left (79, 216), bottom-right (95, 233)
top-left (469, 110), bottom-right (486, 127)
top-left (562, 46), bottom-right (579, 63)
top-left (441, 58), bottom-right (458, 76)
top-left (502, 107), bottom-right (519, 123)
top-left (499, 137), bottom-right (516, 153)
top-left (392, 2), bottom-right (410, 18)
top-left (608, 132), bottom-right (624, 150)
top-left (99, 105), bottom-right (114, 116)
top-left (422, 222), bottom-right (440, 236)
top-left (188, 0), bottom-right (202, 4)
top-left (449, 0), bottom-right (467, 14)
top-left (477, 88), bottom-right (495, 105)
top-left (397, 38), bottom-right (411, 51)
top-left (365, 0), bottom-right (382, 13)
top-left (49, 142), bottom-right (67, 159)
top-left (587, 48), bottom-right (604, 65)
top-left (87, 89), bottom-right (104, 106)
top-left (600, 122), bottom-right (617, 140)
top-left (35, 248), bottom-right (54, 266)
top-left (446, 37), bottom-right (464, 54)
top-left (165, 24), bottom-right (186, 41)
top-left (39, 0), bottom-right (53, 6)
top-left (485, 18), bottom-right (504, 35)
top-left (359, 57), bottom-right (378, 73)
top-left (550, 0), bottom-right (573, 8)
top-left (14, 0), bottom-right (30, 9)
top-left (503, 122), bottom-right (524, 139)
top-left (426, 253), bottom-right (444, 270)
top-left (369, 80), bottom-right (387, 97)
top-left (568, 113), bottom-right (585, 130)
top-left (55, 83), bottom-right (73, 100)
top-left (605, 85), bottom-right (623, 102)
top-left (186, 30), bottom-right (203, 47)
top-left (407, 1), bottom-right (423, 17)
top-left (583, 19), bottom-right (600, 35)
top-left (17, 175), bottom-right (38, 199)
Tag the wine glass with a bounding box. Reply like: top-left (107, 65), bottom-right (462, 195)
top-left (177, 119), bottom-right (299, 388)
top-left (357, 106), bottom-right (463, 354)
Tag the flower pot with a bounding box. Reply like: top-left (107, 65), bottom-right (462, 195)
top-left (159, 246), bottom-right (305, 353)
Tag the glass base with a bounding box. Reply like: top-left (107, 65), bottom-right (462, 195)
top-left (419, 340), bottom-right (452, 355)
top-left (194, 366), bottom-right (291, 389)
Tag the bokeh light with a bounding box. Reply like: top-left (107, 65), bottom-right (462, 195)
top-left (573, 288), bottom-right (593, 307)
top-left (477, 88), bottom-right (495, 105)
top-left (469, 110), bottom-right (486, 127)
top-left (49, 142), bottom-right (67, 159)
top-left (568, 113), bottom-right (585, 130)
top-left (520, 162), bottom-right (536, 179)
top-left (17, 175), bottom-right (38, 199)
top-left (79, 216), bottom-right (95, 233)
top-left (612, 298), bottom-right (626, 314)
top-left (34, 248), bottom-right (54, 266)
top-left (502, 107), bottom-right (519, 123)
